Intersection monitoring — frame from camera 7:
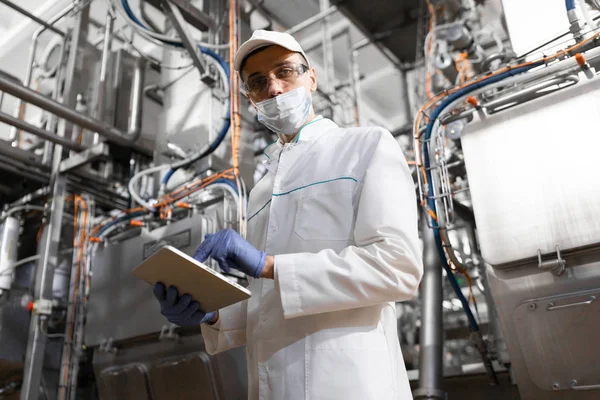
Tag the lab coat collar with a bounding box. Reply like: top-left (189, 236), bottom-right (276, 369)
top-left (262, 116), bottom-right (338, 159)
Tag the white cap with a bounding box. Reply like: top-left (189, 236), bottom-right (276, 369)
top-left (234, 29), bottom-right (310, 72)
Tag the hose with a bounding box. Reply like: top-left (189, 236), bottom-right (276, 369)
top-left (128, 164), bottom-right (170, 211)
top-left (117, 0), bottom-right (230, 49)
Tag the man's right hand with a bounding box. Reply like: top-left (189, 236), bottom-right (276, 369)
top-left (153, 282), bottom-right (217, 326)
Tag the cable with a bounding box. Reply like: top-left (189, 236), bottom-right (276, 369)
top-left (520, 8), bottom-right (600, 59)
top-left (95, 210), bottom-right (148, 237)
top-left (129, 164), bottom-right (170, 211)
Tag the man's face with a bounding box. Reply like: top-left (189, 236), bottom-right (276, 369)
top-left (241, 45), bottom-right (317, 104)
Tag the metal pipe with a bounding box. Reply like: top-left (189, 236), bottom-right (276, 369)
top-left (0, 154), bottom-right (49, 183)
top-left (127, 57), bottom-right (146, 141)
top-left (1, 205), bottom-right (45, 221)
top-left (0, 76), bottom-right (139, 146)
top-left (9, 3), bottom-right (74, 143)
top-left (0, 0), bottom-right (65, 36)
top-left (303, 22), bottom-right (349, 53)
top-left (400, 68), bottom-right (412, 126)
top-left (96, 13), bottom-right (114, 126)
top-left (319, 0), bottom-right (335, 94)
top-left (349, 38), bottom-right (369, 126)
top-left (89, 18), bottom-right (128, 46)
top-left (0, 70), bottom-right (21, 111)
top-left (9, 186), bottom-right (50, 207)
top-left (413, 211), bottom-right (446, 400)
top-left (0, 141), bottom-right (45, 167)
top-left (285, 5), bottom-right (338, 35)
top-left (0, 110), bottom-right (83, 151)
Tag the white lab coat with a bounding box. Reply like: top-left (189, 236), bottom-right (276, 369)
top-left (201, 117), bottom-right (422, 400)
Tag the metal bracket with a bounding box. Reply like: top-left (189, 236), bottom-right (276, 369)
top-left (537, 245), bottom-right (566, 276)
top-left (161, 0), bottom-right (216, 87)
top-left (159, 324), bottom-right (180, 341)
top-left (59, 142), bottom-right (109, 173)
top-left (98, 338), bottom-right (118, 354)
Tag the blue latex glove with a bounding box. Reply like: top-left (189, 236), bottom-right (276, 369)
top-left (153, 282), bottom-right (216, 326)
top-left (194, 228), bottom-right (266, 278)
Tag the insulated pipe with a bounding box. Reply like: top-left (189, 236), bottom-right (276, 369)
top-left (0, 76), bottom-right (140, 146)
top-left (413, 211), bottom-right (446, 400)
top-left (0, 110), bottom-right (84, 151)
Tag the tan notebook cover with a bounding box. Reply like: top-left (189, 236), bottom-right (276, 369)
top-left (131, 245), bottom-right (251, 312)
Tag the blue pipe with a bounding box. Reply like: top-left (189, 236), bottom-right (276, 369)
top-left (565, 0), bottom-right (576, 11)
top-left (422, 63), bottom-right (542, 331)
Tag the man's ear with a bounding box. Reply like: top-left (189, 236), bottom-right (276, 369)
top-left (308, 67), bottom-right (317, 93)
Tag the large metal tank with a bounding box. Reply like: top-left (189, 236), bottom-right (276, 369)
top-left (460, 71), bottom-right (600, 399)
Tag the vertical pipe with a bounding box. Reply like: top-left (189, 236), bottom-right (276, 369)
top-left (350, 49), bottom-right (361, 126)
top-left (349, 38), bottom-right (369, 127)
top-left (127, 56), bottom-right (146, 140)
top-left (319, 0), bottom-right (335, 94)
top-left (97, 13), bottom-right (114, 126)
top-left (400, 68), bottom-right (412, 127)
top-left (413, 211), bottom-right (446, 400)
top-left (21, 6), bottom-right (90, 399)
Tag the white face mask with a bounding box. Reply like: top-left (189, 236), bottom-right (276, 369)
top-left (255, 87), bottom-right (312, 135)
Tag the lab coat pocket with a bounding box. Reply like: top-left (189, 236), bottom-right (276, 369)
top-left (305, 325), bottom-right (395, 400)
top-left (294, 190), bottom-right (354, 241)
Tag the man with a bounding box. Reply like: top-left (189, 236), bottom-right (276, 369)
top-left (153, 30), bottom-right (423, 399)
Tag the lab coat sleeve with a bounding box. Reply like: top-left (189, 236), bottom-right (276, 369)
top-left (200, 299), bottom-right (247, 355)
top-left (275, 129), bottom-right (423, 319)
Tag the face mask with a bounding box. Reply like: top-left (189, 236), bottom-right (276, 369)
top-left (255, 87), bottom-right (312, 135)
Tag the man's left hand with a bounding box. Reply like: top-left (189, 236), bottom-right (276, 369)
top-left (194, 229), bottom-right (267, 278)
